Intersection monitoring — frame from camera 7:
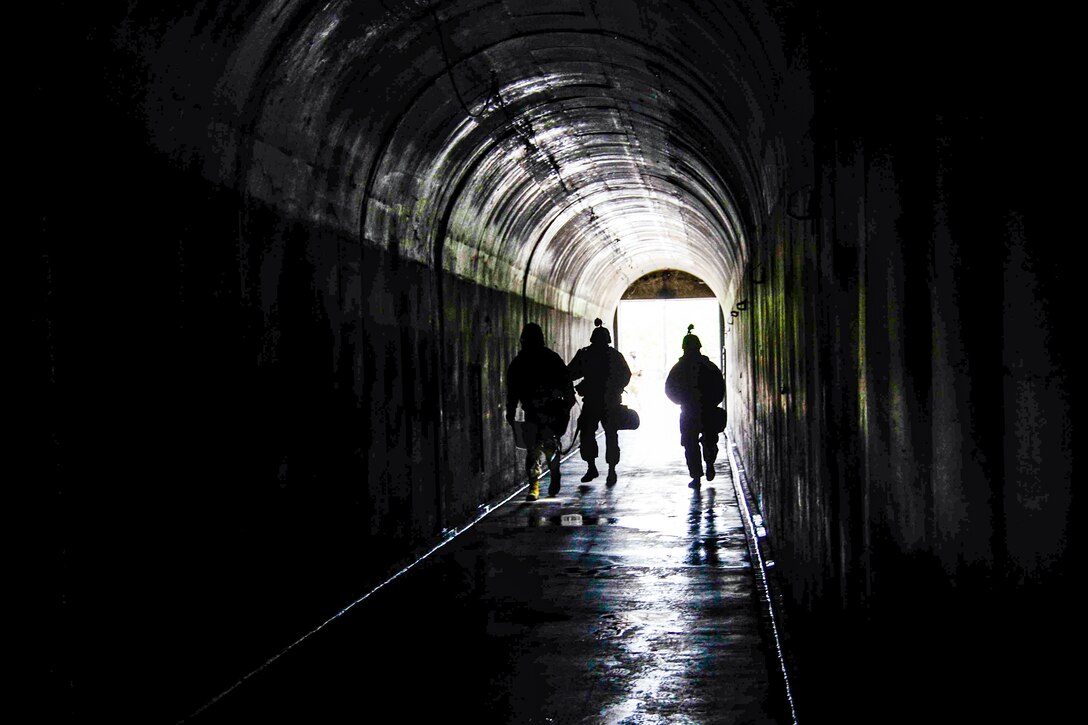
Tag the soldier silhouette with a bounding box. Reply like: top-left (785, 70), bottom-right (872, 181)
top-left (567, 318), bottom-right (631, 485)
top-left (665, 324), bottom-right (725, 488)
top-left (506, 323), bottom-right (576, 500)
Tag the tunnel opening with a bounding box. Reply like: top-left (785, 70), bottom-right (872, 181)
top-left (617, 269), bottom-right (723, 442)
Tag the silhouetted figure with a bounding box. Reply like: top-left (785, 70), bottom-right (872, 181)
top-left (665, 325), bottom-right (725, 488)
top-left (506, 323), bottom-right (576, 500)
top-left (567, 318), bottom-right (632, 485)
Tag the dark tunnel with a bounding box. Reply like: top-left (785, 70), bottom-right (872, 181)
top-left (32, 1), bottom-right (1074, 722)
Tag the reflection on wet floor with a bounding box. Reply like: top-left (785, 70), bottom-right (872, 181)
top-left (189, 421), bottom-right (785, 724)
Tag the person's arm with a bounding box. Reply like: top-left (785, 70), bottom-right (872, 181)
top-left (707, 360), bottom-right (725, 405)
top-left (561, 361), bottom-right (577, 409)
top-left (694, 359), bottom-right (724, 411)
top-left (567, 349), bottom-right (588, 398)
top-left (550, 351), bottom-right (576, 408)
top-left (665, 361), bottom-right (683, 404)
top-left (618, 351), bottom-right (632, 389)
top-left (567, 349), bottom-right (583, 382)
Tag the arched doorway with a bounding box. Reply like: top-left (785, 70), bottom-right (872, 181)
top-left (616, 270), bottom-right (723, 437)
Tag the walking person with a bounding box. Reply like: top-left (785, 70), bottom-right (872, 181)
top-left (506, 323), bottom-right (576, 500)
top-left (665, 325), bottom-right (726, 489)
top-left (567, 318), bottom-right (631, 485)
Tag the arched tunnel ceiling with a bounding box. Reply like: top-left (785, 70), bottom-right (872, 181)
top-left (222, 0), bottom-right (796, 317)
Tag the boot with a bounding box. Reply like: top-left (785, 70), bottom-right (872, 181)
top-left (548, 459), bottom-right (562, 498)
top-left (526, 480), bottom-right (540, 501)
top-left (688, 477), bottom-right (701, 489)
top-left (581, 464), bottom-right (599, 483)
top-left (705, 462), bottom-right (715, 481)
top-left (606, 465), bottom-right (617, 486)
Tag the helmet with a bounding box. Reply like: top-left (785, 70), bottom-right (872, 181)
top-left (682, 324), bottom-right (701, 353)
top-left (590, 317), bottom-right (612, 345)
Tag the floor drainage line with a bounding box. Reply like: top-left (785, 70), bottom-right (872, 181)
top-left (182, 436), bottom-right (590, 723)
top-left (727, 435), bottom-right (800, 725)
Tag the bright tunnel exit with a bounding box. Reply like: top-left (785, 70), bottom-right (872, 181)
top-left (616, 291), bottom-right (723, 443)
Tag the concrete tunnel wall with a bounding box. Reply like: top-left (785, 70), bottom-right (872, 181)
top-left (721, 6), bottom-right (1075, 718)
top-left (33, 2), bottom-right (1073, 722)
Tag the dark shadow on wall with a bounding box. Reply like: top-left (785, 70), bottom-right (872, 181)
top-left (725, 5), bottom-right (1076, 722)
top-left (33, 33), bottom-right (589, 723)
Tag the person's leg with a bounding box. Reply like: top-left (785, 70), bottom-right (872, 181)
top-left (524, 423), bottom-right (542, 500)
top-left (578, 408), bottom-right (600, 481)
top-left (604, 424), bottom-right (620, 484)
top-left (544, 433), bottom-right (562, 497)
top-left (701, 430), bottom-right (718, 481)
top-left (681, 425), bottom-right (702, 488)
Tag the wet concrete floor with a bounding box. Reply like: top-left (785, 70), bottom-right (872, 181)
top-left (188, 418), bottom-right (786, 724)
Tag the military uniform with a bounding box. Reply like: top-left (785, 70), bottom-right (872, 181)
top-left (665, 332), bottom-right (725, 486)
